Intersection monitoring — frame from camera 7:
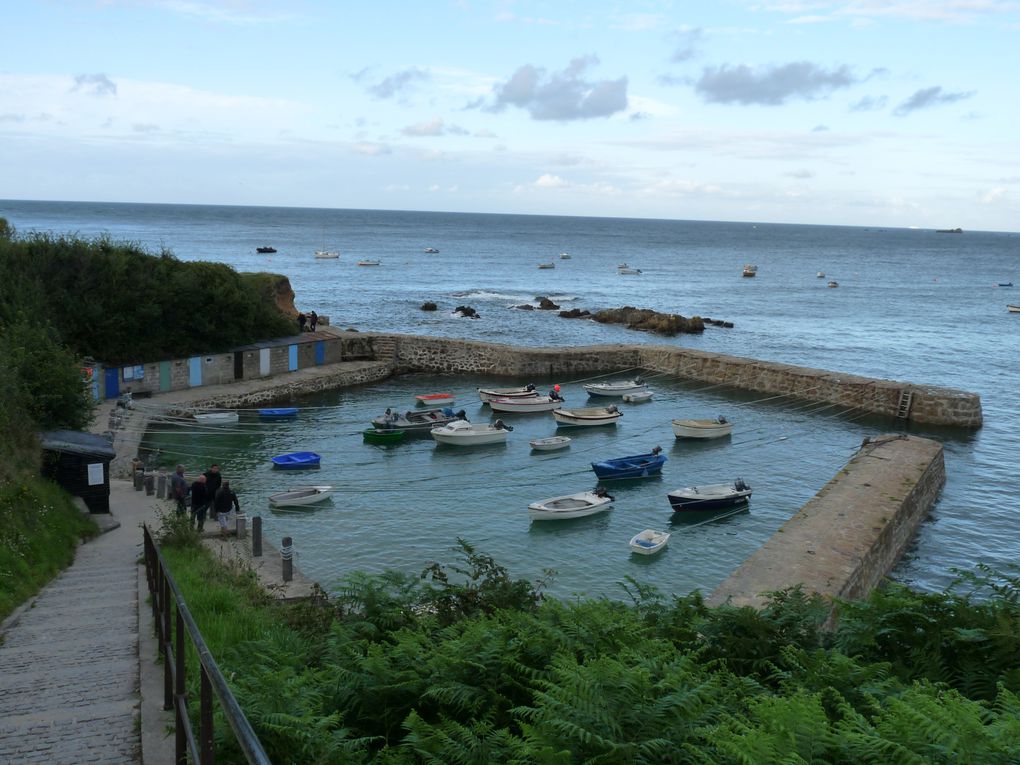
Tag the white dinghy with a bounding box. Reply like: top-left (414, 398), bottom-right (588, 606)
top-left (194, 412), bottom-right (239, 425)
top-left (529, 436), bottom-right (572, 451)
top-left (583, 377), bottom-right (647, 397)
top-left (478, 384), bottom-right (539, 404)
top-left (629, 529), bottom-right (670, 555)
top-left (528, 489), bottom-right (614, 520)
top-left (671, 416), bottom-right (733, 440)
top-left (269, 485), bottom-right (334, 507)
top-left (552, 406), bottom-right (622, 427)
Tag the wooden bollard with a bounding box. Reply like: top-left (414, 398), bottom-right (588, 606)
top-left (144, 472), bottom-right (155, 495)
top-left (156, 469), bottom-right (167, 499)
top-left (281, 536), bottom-right (293, 582)
top-left (252, 516), bottom-right (262, 557)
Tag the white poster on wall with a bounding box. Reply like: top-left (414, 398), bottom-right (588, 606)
top-left (87, 463), bottom-right (104, 486)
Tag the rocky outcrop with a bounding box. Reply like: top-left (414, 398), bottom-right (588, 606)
top-left (268, 275), bottom-right (298, 317)
top-left (421, 301), bottom-right (438, 311)
top-left (536, 296), bottom-right (560, 310)
top-left (704, 317), bottom-right (734, 328)
top-left (591, 306), bottom-right (705, 335)
top-left (454, 305), bottom-right (480, 319)
top-left (559, 308), bottom-right (591, 319)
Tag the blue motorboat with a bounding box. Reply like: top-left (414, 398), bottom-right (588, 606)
top-left (260, 407), bottom-right (299, 419)
top-left (591, 447), bottom-right (666, 480)
top-left (271, 451), bottom-right (321, 469)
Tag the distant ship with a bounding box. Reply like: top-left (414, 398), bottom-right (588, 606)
top-left (256, 246), bottom-right (277, 253)
top-left (935, 228), bottom-right (963, 234)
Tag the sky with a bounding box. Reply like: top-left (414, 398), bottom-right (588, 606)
top-left (2, 1), bottom-right (1019, 230)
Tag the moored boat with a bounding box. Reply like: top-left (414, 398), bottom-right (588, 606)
top-left (583, 378), bottom-right (646, 397)
top-left (618, 267), bottom-right (643, 275)
top-left (271, 451), bottom-right (321, 470)
top-left (629, 529), bottom-right (670, 555)
top-left (552, 405), bottom-right (622, 427)
top-left (362, 428), bottom-right (406, 445)
top-left (424, 247), bottom-right (440, 253)
top-left (538, 262), bottom-right (555, 269)
top-left (269, 485), bottom-right (333, 507)
top-left (1008, 304), bottom-right (1020, 313)
top-left (431, 419), bottom-right (512, 446)
top-left (357, 259), bottom-right (381, 266)
top-left (671, 416), bottom-right (733, 440)
top-left (489, 394), bottom-right (564, 413)
top-left (742, 264), bottom-right (758, 277)
top-left (828, 280), bottom-right (839, 288)
top-left (371, 407), bottom-right (464, 433)
top-left (314, 250), bottom-right (340, 259)
top-left (622, 390), bottom-right (653, 403)
top-left (478, 384), bottom-right (539, 404)
top-left (256, 246), bottom-right (277, 253)
top-left (560, 252), bottom-right (571, 259)
top-left (529, 435), bottom-right (572, 451)
top-left (667, 479), bottom-right (751, 511)
top-left (415, 393), bottom-right (455, 406)
top-left (528, 489), bottom-right (614, 520)
top-left (194, 411), bottom-right (239, 425)
top-left (259, 407), bottom-right (299, 419)
top-left (591, 447), bottom-right (665, 480)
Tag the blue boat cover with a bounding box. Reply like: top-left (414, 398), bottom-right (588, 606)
top-left (260, 407), bottom-right (299, 417)
top-left (591, 452), bottom-right (666, 479)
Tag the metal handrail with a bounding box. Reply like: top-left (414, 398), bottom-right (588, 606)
top-left (143, 524), bottom-right (272, 765)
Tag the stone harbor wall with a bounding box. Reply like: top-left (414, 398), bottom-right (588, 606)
top-left (706, 434), bottom-right (946, 616)
top-left (344, 332), bottom-right (982, 428)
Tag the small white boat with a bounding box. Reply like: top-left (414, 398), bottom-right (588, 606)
top-left (538, 262), bottom-right (555, 269)
top-left (817, 271), bottom-right (825, 278)
top-left (583, 378), bottom-right (647, 397)
top-left (668, 479), bottom-right (751, 512)
top-left (268, 485), bottom-right (333, 507)
top-left (490, 395), bottom-right (564, 413)
top-left (315, 250), bottom-right (340, 259)
top-left (415, 393), bottom-right (454, 406)
top-left (617, 262), bottom-right (629, 269)
top-left (478, 384), bottom-right (539, 404)
top-left (560, 252), bottom-right (572, 259)
top-left (828, 280), bottom-right (839, 288)
top-left (357, 259), bottom-right (381, 266)
top-left (552, 406), bottom-right (622, 427)
top-left (742, 264), bottom-right (758, 277)
top-left (618, 267), bottom-right (643, 275)
top-left (194, 411), bottom-right (239, 425)
top-left (528, 490), bottom-right (614, 520)
top-left (622, 390), bottom-right (653, 403)
top-left (431, 419), bottom-right (512, 446)
top-left (671, 416), bottom-right (733, 440)
top-left (424, 247), bottom-right (440, 253)
top-left (629, 529), bottom-right (670, 555)
top-left (529, 435), bottom-right (572, 451)
top-left (1009, 304), bottom-right (1020, 313)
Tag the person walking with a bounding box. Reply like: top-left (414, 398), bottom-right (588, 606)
top-left (309, 311), bottom-right (318, 332)
top-left (297, 312), bottom-right (307, 332)
top-left (203, 463), bottom-right (222, 498)
top-left (189, 474), bottom-right (211, 532)
top-left (169, 464), bottom-right (189, 517)
top-left (213, 480), bottom-right (241, 537)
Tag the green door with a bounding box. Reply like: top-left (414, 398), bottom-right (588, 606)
top-left (159, 361), bottom-right (172, 392)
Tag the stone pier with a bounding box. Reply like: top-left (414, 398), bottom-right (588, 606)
top-left (706, 434), bottom-right (946, 613)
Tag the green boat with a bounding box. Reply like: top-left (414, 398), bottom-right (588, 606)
top-left (362, 428), bottom-right (406, 445)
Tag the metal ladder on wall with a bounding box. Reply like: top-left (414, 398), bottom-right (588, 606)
top-left (896, 389), bottom-right (913, 419)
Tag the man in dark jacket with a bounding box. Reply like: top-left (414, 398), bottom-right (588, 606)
top-left (189, 474), bottom-right (210, 531)
top-left (203, 464), bottom-right (222, 498)
top-left (169, 464), bottom-right (189, 516)
top-left (213, 480), bottom-right (241, 537)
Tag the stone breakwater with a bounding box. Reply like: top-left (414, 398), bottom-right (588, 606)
top-left (355, 332), bottom-right (982, 428)
top-left (707, 434), bottom-right (946, 618)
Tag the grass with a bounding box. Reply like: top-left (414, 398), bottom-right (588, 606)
top-left (0, 476), bottom-right (98, 622)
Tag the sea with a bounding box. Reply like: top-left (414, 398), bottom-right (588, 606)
top-left (2, 199), bottom-right (1017, 600)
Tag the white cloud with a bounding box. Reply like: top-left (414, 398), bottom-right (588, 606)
top-left (980, 187), bottom-right (1006, 204)
top-left (535, 173), bottom-right (568, 188)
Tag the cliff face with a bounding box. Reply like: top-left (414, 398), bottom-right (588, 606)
top-left (270, 274), bottom-right (298, 317)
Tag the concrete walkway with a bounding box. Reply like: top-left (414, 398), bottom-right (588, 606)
top-left (0, 483), bottom-right (174, 765)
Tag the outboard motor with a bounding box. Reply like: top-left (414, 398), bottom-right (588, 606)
top-left (606, 404), bottom-right (618, 414)
top-left (634, 376), bottom-right (644, 385)
top-left (526, 383), bottom-right (536, 392)
top-left (651, 445), bottom-right (662, 455)
top-left (734, 478), bottom-right (748, 491)
top-left (456, 409), bottom-right (468, 420)
top-left (717, 415), bottom-right (728, 424)
top-left (494, 419), bottom-right (513, 431)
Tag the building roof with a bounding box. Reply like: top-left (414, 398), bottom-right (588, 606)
top-left (40, 430), bottom-right (117, 460)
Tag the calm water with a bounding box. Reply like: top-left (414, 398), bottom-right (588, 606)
top-left (3, 199), bottom-right (1017, 598)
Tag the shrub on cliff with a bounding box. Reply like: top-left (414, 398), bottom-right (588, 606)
top-left (0, 232), bottom-right (295, 364)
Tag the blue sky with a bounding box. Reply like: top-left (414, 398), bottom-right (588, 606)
top-left (2, 1), bottom-right (1018, 230)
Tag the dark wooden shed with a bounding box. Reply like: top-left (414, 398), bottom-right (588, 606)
top-left (40, 430), bottom-right (117, 514)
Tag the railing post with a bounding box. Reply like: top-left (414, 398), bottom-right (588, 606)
top-left (175, 607), bottom-right (187, 764)
top-left (200, 666), bottom-right (214, 764)
top-left (252, 517), bottom-right (262, 557)
top-left (157, 468), bottom-right (167, 499)
top-left (162, 574), bottom-right (172, 712)
top-left (281, 536), bottom-right (293, 582)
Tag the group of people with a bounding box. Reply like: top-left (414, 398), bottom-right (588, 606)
top-left (297, 310), bottom-right (318, 333)
top-left (169, 463), bottom-right (241, 536)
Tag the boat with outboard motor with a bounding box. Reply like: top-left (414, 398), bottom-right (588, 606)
top-left (667, 479), bottom-right (752, 511)
top-left (371, 407), bottom-right (465, 433)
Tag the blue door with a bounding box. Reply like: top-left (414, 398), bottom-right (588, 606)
top-left (315, 341), bottom-right (325, 365)
top-left (188, 357), bottom-right (202, 387)
top-left (104, 367), bottom-right (119, 399)
top-left (288, 345), bottom-right (298, 371)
